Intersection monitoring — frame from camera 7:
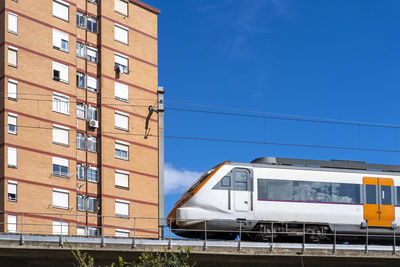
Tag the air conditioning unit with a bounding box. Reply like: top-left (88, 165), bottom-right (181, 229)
top-left (89, 119), bottom-right (99, 128)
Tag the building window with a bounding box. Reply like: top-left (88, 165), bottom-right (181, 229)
top-left (8, 147), bottom-right (17, 168)
top-left (87, 17), bottom-right (98, 33)
top-left (8, 79), bottom-right (18, 100)
top-left (8, 215), bottom-right (17, 233)
top-left (8, 12), bottom-right (18, 34)
top-left (52, 189), bottom-right (69, 209)
top-left (87, 75), bottom-right (98, 92)
top-left (77, 194), bottom-right (86, 211)
top-left (87, 47), bottom-right (98, 63)
top-left (53, 0), bottom-right (69, 22)
top-left (88, 0), bottom-right (98, 4)
top-left (115, 141), bottom-right (129, 160)
top-left (115, 0), bottom-right (128, 16)
top-left (8, 47), bottom-right (18, 67)
top-left (76, 11), bottom-right (86, 28)
top-left (77, 227), bottom-right (86, 235)
top-left (87, 197), bottom-right (98, 212)
top-left (87, 166), bottom-right (98, 182)
top-left (87, 136), bottom-right (97, 153)
top-left (52, 124), bottom-right (69, 146)
top-left (76, 72), bottom-right (86, 88)
top-left (115, 111), bottom-right (129, 131)
top-left (88, 106), bottom-right (98, 120)
top-left (52, 93), bottom-right (69, 115)
top-left (8, 113), bottom-right (17, 134)
top-left (76, 132), bottom-right (86, 150)
top-left (77, 103), bottom-right (86, 119)
top-left (115, 170), bottom-right (129, 189)
top-left (76, 42), bottom-right (86, 58)
top-left (115, 82), bottom-right (128, 102)
top-left (88, 227), bottom-right (98, 236)
top-left (53, 221), bottom-right (68, 235)
top-left (52, 61), bottom-right (69, 83)
top-left (52, 157), bottom-right (69, 177)
top-left (52, 29), bottom-right (69, 52)
top-left (115, 200), bottom-right (129, 218)
top-left (77, 164), bottom-right (86, 180)
top-left (115, 53), bottom-right (129, 73)
top-left (115, 24), bottom-right (128, 44)
top-left (115, 229), bottom-right (130, 237)
top-left (8, 181), bottom-right (17, 201)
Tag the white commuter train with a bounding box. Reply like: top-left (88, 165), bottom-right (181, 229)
top-left (167, 157), bottom-right (400, 242)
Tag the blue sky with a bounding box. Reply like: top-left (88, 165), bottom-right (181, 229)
top-left (143, 0), bottom-right (400, 217)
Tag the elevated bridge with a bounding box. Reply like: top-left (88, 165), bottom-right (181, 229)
top-left (0, 234), bottom-right (400, 266)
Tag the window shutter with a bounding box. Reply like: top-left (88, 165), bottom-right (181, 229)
top-left (8, 13), bottom-right (18, 33)
top-left (8, 215), bottom-right (17, 233)
top-left (8, 147), bottom-right (17, 167)
top-left (53, 0), bottom-right (69, 21)
top-left (115, 112), bottom-right (129, 130)
top-left (53, 221), bottom-right (68, 235)
top-left (53, 156), bottom-right (68, 167)
top-left (115, 54), bottom-right (128, 66)
top-left (115, 171), bottom-right (129, 188)
top-left (8, 49), bottom-right (17, 66)
top-left (53, 29), bottom-right (69, 49)
top-left (8, 115), bottom-right (17, 126)
top-left (53, 62), bottom-right (69, 82)
top-left (115, 0), bottom-right (128, 16)
top-left (115, 229), bottom-right (129, 237)
top-left (8, 183), bottom-right (17, 195)
top-left (115, 82), bottom-right (128, 100)
top-left (115, 25), bottom-right (128, 44)
top-left (115, 200), bottom-right (129, 216)
top-left (53, 190), bottom-right (69, 208)
top-left (115, 142), bottom-right (128, 152)
top-left (87, 76), bottom-right (97, 89)
top-left (53, 125), bottom-right (69, 145)
top-left (8, 80), bottom-right (17, 99)
top-left (87, 48), bottom-right (97, 58)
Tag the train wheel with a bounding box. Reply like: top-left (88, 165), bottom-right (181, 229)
top-left (306, 226), bottom-right (330, 243)
top-left (253, 224), bottom-right (278, 242)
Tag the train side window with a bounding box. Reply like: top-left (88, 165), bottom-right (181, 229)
top-left (397, 187), bottom-right (400, 206)
top-left (332, 183), bottom-right (360, 204)
top-left (298, 182), bottom-right (331, 202)
top-left (366, 184), bottom-right (377, 204)
top-left (268, 180), bottom-right (295, 201)
top-left (221, 176), bottom-right (231, 187)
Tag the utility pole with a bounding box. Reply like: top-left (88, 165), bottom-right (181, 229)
top-left (157, 87), bottom-right (165, 239)
top-left (145, 86), bottom-right (165, 239)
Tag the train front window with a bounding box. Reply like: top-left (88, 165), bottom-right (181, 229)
top-left (187, 164), bottom-right (219, 192)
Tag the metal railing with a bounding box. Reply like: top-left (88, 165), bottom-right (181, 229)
top-left (0, 211), bottom-right (400, 254)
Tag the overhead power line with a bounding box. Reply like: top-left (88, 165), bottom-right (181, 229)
top-left (164, 135), bottom-right (400, 153)
top-left (166, 100), bottom-right (400, 129)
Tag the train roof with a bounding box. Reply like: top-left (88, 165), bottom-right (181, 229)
top-left (245, 157), bottom-right (400, 173)
top-left (227, 157), bottom-right (400, 175)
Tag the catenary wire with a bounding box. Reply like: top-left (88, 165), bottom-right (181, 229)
top-left (5, 124), bottom-right (400, 153)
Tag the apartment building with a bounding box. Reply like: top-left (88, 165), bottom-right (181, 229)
top-left (0, 0), bottom-right (160, 238)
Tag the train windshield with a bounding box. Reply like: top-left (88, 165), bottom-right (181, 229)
top-left (187, 163), bottom-right (222, 193)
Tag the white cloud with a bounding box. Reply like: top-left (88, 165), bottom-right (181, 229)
top-left (164, 163), bottom-right (202, 195)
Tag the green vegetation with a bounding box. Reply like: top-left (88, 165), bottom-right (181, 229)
top-left (71, 247), bottom-right (195, 267)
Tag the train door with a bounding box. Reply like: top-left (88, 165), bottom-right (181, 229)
top-left (233, 169), bottom-right (252, 212)
top-left (363, 177), bottom-right (394, 227)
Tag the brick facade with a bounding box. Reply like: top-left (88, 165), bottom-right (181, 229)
top-left (1, 0), bottom-right (160, 238)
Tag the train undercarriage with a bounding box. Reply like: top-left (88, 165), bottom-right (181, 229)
top-left (171, 220), bottom-right (399, 244)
